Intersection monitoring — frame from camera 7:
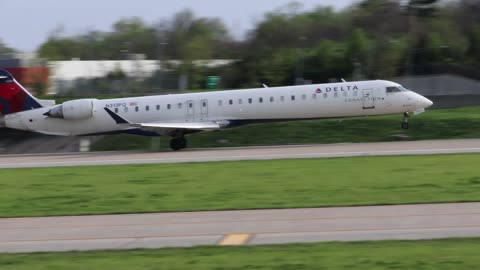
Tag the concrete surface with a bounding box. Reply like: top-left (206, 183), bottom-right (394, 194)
top-left (0, 139), bottom-right (479, 168)
top-left (1, 203), bottom-right (479, 253)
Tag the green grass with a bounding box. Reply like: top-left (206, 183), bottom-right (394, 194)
top-left (0, 154), bottom-right (479, 217)
top-left (92, 106), bottom-right (480, 151)
top-left (1, 239), bottom-right (480, 269)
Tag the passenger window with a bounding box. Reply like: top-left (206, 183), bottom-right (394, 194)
top-left (156, 105), bottom-right (160, 110)
top-left (343, 92), bottom-right (347, 97)
top-left (178, 103), bottom-right (182, 109)
top-left (259, 97), bottom-right (263, 103)
top-left (280, 96), bottom-right (285, 102)
top-left (312, 94), bottom-right (317, 99)
top-left (114, 108), bottom-right (119, 113)
top-left (334, 92), bottom-right (338, 98)
top-left (189, 103), bottom-right (193, 108)
top-left (291, 95), bottom-right (295, 101)
top-left (124, 107), bottom-right (128, 113)
top-left (248, 98), bottom-right (252, 104)
top-left (270, 97), bottom-right (274, 102)
top-left (302, 94), bottom-right (306, 100)
top-left (167, 104), bottom-right (171, 110)
top-left (238, 99), bottom-right (242, 105)
top-left (135, 106), bottom-right (139, 112)
top-left (323, 93), bottom-right (328, 98)
top-left (146, 105), bottom-right (150, 111)
top-left (202, 101), bottom-right (207, 107)
top-left (229, 100), bottom-right (233, 105)
top-left (218, 100), bottom-right (223, 106)
top-left (354, 91), bottom-right (358, 96)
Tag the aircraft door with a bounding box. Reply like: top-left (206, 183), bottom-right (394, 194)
top-left (186, 100), bottom-right (195, 121)
top-left (362, 89), bottom-right (375, 109)
top-left (200, 99), bottom-right (208, 121)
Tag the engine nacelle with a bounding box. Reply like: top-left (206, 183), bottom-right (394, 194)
top-left (44, 99), bottom-right (97, 120)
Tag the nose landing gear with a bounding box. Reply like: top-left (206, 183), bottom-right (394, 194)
top-left (401, 112), bottom-right (409, 129)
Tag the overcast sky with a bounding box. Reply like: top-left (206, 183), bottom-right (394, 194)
top-left (1, 0), bottom-right (357, 52)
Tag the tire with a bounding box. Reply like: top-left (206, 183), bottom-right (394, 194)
top-left (170, 138), bottom-right (187, 151)
top-left (179, 137), bottom-right (187, 149)
top-left (401, 122), bottom-right (409, 129)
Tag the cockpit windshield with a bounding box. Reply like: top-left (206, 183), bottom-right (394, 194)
top-left (386, 85), bottom-right (410, 93)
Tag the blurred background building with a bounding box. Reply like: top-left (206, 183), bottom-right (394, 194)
top-left (0, 53), bottom-right (49, 95)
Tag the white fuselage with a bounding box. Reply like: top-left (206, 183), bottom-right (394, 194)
top-left (4, 80), bottom-right (432, 136)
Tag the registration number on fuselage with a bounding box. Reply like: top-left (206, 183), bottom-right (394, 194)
top-left (105, 103), bottom-right (127, 108)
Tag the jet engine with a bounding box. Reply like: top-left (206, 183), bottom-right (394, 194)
top-left (44, 99), bottom-right (97, 120)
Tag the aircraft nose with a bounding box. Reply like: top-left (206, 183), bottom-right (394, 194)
top-left (420, 96), bottom-right (433, 108)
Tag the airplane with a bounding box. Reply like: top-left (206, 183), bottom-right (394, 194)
top-left (0, 69), bottom-right (433, 150)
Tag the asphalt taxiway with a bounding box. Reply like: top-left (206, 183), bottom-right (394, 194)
top-left (0, 139), bottom-right (479, 168)
top-left (1, 202), bottom-right (480, 253)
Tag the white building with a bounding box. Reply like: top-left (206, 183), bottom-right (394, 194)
top-left (49, 58), bottom-right (236, 94)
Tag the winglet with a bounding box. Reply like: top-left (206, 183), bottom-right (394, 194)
top-left (104, 107), bottom-right (131, 124)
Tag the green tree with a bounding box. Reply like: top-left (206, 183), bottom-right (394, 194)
top-left (304, 40), bottom-right (349, 83)
top-left (156, 10), bottom-right (231, 88)
top-left (0, 40), bottom-right (15, 54)
top-left (105, 17), bottom-right (157, 59)
top-left (346, 28), bottom-right (372, 79)
top-left (38, 37), bottom-right (82, 60)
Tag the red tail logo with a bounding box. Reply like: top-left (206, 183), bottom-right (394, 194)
top-left (0, 70), bottom-right (42, 115)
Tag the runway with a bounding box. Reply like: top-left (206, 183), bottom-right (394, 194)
top-left (1, 202), bottom-right (480, 253)
top-left (0, 139), bottom-right (479, 168)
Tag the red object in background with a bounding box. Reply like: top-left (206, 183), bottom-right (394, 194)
top-left (3, 67), bottom-right (49, 95)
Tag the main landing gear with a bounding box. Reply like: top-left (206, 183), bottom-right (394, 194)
top-left (401, 112), bottom-right (409, 129)
top-left (170, 137), bottom-right (187, 151)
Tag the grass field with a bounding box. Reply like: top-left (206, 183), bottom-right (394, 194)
top-left (92, 106), bottom-right (480, 151)
top-left (0, 154), bottom-right (479, 217)
top-left (1, 238), bottom-right (480, 269)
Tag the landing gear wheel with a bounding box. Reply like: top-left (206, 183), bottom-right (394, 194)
top-left (170, 137), bottom-right (187, 151)
top-left (401, 112), bottom-right (409, 130)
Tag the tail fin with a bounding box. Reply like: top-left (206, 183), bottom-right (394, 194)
top-left (0, 69), bottom-right (43, 115)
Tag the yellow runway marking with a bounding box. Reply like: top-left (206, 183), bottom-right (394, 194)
top-left (218, 234), bottom-right (252, 245)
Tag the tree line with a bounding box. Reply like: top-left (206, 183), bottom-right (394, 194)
top-left (19, 0), bottom-right (480, 90)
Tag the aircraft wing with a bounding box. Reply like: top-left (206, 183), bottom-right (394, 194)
top-left (134, 122), bottom-right (221, 130)
top-left (104, 107), bottom-right (224, 135)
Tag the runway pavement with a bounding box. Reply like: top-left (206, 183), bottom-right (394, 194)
top-left (0, 139), bottom-right (479, 168)
top-left (1, 202), bottom-right (480, 253)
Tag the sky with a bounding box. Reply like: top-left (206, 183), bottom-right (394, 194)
top-left (0, 0), bottom-right (356, 52)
